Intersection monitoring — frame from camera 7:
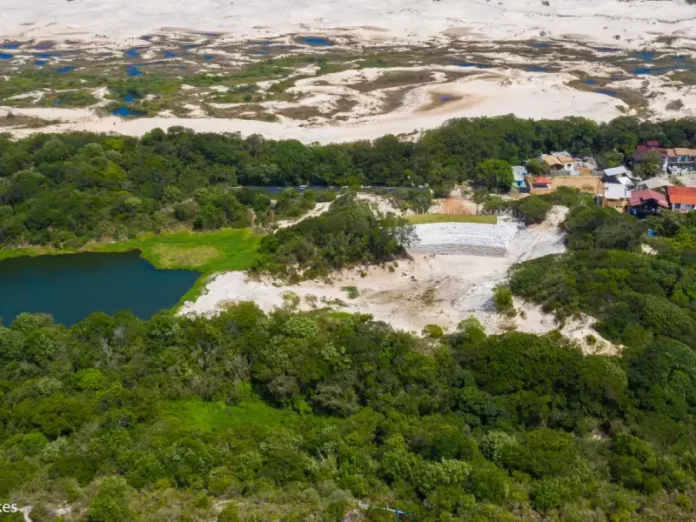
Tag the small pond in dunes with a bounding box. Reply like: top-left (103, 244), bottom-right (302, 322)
top-left (0, 251), bottom-right (200, 326)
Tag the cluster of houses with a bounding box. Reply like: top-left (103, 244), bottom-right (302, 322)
top-left (602, 166), bottom-right (696, 214)
top-left (631, 141), bottom-right (696, 174)
top-left (512, 152), bottom-right (602, 194)
top-left (510, 143), bottom-right (696, 216)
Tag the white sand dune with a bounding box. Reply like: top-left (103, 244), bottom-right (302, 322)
top-left (5, 70), bottom-right (625, 143)
top-left (2, 0), bottom-right (696, 49)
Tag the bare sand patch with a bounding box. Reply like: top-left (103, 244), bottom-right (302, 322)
top-left (180, 206), bottom-right (617, 354)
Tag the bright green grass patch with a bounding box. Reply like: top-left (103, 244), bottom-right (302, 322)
top-left (95, 229), bottom-right (261, 273)
top-left (0, 228), bottom-right (260, 270)
top-left (161, 399), bottom-right (299, 433)
top-left (406, 214), bottom-right (498, 225)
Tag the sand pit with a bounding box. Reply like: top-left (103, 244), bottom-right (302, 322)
top-left (180, 206), bottom-right (618, 354)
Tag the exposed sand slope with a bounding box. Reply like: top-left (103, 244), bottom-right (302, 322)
top-left (180, 206), bottom-right (619, 354)
top-left (3, 0), bottom-right (695, 49)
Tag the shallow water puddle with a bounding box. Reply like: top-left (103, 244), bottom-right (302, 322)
top-left (299, 36), bottom-right (333, 46)
top-left (113, 106), bottom-right (132, 116)
top-left (126, 65), bottom-right (144, 76)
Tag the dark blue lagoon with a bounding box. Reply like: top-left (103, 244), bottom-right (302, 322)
top-left (0, 251), bottom-right (199, 326)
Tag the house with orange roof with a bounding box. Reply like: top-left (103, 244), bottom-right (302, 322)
top-left (666, 186), bottom-right (696, 212)
top-left (540, 152), bottom-right (577, 174)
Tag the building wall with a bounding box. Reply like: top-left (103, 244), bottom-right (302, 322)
top-left (672, 202), bottom-right (696, 212)
top-left (603, 198), bottom-right (629, 211)
top-left (667, 157), bottom-right (696, 170)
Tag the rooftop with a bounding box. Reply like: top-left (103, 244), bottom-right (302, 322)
top-left (667, 186), bottom-right (696, 205)
top-left (629, 189), bottom-right (669, 208)
top-left (637, 176), bottom-right (672, 190)
top-left (604, 183), bottom-right (631, 200)
top-left (673, 148), bottom-right (696, 157)
top-left (541, 155), bottom-right (562, 167)
top-left (603, 165), bottom-right (630, 177)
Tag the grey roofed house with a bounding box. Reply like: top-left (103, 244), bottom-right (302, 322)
top-left (603, 165), bottom-right (632, 178)
top-left (636, 176), bottom-right (673, 191)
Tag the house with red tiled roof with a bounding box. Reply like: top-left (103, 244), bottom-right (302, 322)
top-left (629, 189), bottom-right (669, 215)
top-left (666, 186), bottom-right (696, 212)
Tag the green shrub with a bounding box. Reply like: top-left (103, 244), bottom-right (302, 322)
top-left (341, 286), bottom-right (359, 299)
top-left (493, 284), bottom-right (515, 316)
top-left (422, 324), bottom-right (444, 338)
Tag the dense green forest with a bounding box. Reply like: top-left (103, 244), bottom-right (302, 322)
top-left (252, 196), bottom-right (414, 281)
top-left (3, 297), bottom-right (696, 521)
top-left (510, 207), bottom-right (696, 349)
top-left (1, 115), bottom-right (696, 248)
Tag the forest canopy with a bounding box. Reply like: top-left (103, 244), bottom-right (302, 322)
top-left (1, 115), bottom-right (696, 248)
top-left (2, 302), bottom-right (696, 521)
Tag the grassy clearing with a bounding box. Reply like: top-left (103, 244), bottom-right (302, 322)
top-left (406, 214), bottom-right (497, 224)
top-left (96, 229), bottom-right (261, 272)
top-left (160, 399), bottom-right (299, 432)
